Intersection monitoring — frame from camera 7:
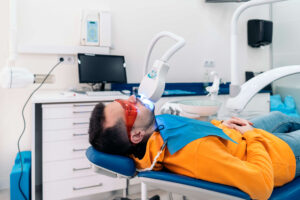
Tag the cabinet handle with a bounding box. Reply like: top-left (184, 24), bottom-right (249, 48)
top-left (73, 104), bottom-right (96, 107)
top-left (73, 122), bottom-right (89, 125)
top-left (73, 111), bottom-right (91, 114)
top-left (73, 183), bottom-right (103, 191)
top-left (72, 148), bottom-right (88, 152)
top-left (73, 165), bottom-right (92, 171)
top-left (73, 133), bottom-right (88, 137)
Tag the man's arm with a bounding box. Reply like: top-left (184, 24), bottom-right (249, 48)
top-left (198, 128), bottom-right (274, 200)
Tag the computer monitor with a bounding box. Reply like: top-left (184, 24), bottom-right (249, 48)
top-left (78, 54), bottom-right (127, 90)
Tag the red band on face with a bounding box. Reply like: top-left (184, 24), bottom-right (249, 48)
top-left (115, 99), bottom-right (138, 141)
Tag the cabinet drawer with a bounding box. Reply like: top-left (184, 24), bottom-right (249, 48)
top-left (43, 174), bottom-right (126, 200)
top-left (42, 103), bottom-right (96, 119)
top-left (43, 118), bottom-right (89, 131)
top-left (43, 128), bottom-right (88, 142)
top-left (43, 158), bottom-right (95, 182)
top-left (42, 102), bottom-right (112, 119)
top-left (43, 139), bottom-right (90, 162)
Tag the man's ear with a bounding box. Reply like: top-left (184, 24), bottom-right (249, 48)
top-left (130, 129), bottom-right (145, 144)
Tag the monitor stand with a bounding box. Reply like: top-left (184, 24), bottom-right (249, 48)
top-left (90, 82), bottom-right (106, 91)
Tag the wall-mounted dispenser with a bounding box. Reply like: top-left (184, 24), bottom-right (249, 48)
top-left (80, 10), bottom-right (111, 47)
top-left (247, 19), bottom-right (273, 48)
top-left (81, 10), bottom-right (100, 46)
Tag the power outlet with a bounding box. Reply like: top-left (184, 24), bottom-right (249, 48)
top-left (58, 55), bottom-right (75, 65)
top-left (34, 74), bottom-right (55, 84)
top-left (204, 60), bottom-right (215, 68)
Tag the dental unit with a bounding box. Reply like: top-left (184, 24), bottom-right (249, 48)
top-left (86, 1), bottom-right (300, 200)
top-left (226, 0), bottom-right (300, 114)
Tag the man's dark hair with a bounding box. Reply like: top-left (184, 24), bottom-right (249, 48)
top-left (88, 103), bottom-right (132, 156)
top-left (89, 102), bottom-right (154, 158)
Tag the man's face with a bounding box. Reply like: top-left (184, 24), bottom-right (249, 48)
top-left (104, 95), bottom-right (155, 132)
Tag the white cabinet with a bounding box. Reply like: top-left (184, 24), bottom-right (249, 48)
top-left (41, 102), bottom-right (126, 200)
top-left (42, 103), bottom-right (126, 200)
top-left (32, 96), bottom-right (127, 200)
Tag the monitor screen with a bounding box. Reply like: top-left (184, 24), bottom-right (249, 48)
top-left (78, 54), bottom-right (127, 84)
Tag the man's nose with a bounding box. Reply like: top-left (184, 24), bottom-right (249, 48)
top-left (128, 95), bottom-right (137, 103)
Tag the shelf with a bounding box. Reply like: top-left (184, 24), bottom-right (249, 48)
top-left (17, 44), bottom-right (110, 55)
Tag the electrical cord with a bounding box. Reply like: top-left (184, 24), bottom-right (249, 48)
top-left (17, 58), bottom-right (64, 200)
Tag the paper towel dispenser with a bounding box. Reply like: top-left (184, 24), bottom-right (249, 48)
top-left (248, 19), bottom-right (273, 48)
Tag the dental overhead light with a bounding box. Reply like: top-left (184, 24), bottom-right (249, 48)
top-left (0, 0), bottom-right (45, 88)
top-left (0, 1), bottom-right (64, 199)
top-left (0, 0), bottom-right (34, 88)
top-left (226, 0), bottom-right (300, 113)
top-left (138, 31), bottom-right (185, 102)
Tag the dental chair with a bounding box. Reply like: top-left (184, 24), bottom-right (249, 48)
top-left (86, 146), bottom-right (300, 200)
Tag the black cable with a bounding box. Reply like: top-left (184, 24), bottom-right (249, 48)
top-left (17, 58), bottom-right (64, 200)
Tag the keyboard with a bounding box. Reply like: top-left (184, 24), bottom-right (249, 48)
top-left (86, 91), bottom-right (123, 96)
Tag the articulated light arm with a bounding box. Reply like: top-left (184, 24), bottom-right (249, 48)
top-left (8, 0), bottom-right (18, 65)
top-left (138, 32), bottom-right (185, 102)
top-left (143, 31), bottom-right (185, 75)
top-left (226, 65), bottom-right (300, 113)
top-left (230, 0), bottom-right (288, 96)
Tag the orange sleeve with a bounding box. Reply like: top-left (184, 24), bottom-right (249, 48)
top-left (198, 129), bottom-right (274, 200)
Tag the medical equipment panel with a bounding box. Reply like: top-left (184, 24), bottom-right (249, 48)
top-left (81, 10), bottom-right (100, 46)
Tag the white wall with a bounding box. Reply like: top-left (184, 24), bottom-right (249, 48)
top-left (272, 0), bottom-right (300, 85)
top-left (0, 0), bottom-right (271, 189)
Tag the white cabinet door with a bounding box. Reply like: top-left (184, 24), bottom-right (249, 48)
top-left (43, 118), bottom-right (90, 131)
top-left (43, 128), bottom-right (89, 142)
top-left (43, 175), bottom-right (126, 200)
top-left (42, 103), bottom-right (97, 119)
top-left (43, 158), bottom-right (96, 182)
top-left (43, 139), bottom-right (90, 162)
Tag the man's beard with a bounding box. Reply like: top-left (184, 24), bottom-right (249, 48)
top-left (132, 111), bottom-right (156, 159)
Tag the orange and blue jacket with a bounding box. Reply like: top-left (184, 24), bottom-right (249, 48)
top-left (131, 120), bottom-right (296, 200)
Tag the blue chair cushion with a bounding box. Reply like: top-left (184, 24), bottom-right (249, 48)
top-left (86, 146), bottom-right (300, 199)
top-left (269, 176), bottom-right (300, 200)
top-left (86, 146), bottom-right (136, 177)
top-left (138, 171), bottom-right (251, 199)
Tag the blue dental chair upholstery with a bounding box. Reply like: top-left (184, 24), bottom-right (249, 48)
top-left (86, 146), bottom-right (300, 200)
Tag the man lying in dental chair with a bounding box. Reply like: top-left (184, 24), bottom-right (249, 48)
top-left (88, 95), bottom-right (300, 200)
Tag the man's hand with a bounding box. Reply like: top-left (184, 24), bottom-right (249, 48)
top-left (222, 117), bottom-right (254, 134)
top-left (222, 117), bottom-right (253, 128)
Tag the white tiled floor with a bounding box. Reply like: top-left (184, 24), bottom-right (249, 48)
top-left (0, 188), bottom-right (9, 200)
top-left (0, 187), bottom-right (187, 200)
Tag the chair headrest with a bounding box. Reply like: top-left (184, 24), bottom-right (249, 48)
top-left (86, 146), bottom-right (136, 178)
